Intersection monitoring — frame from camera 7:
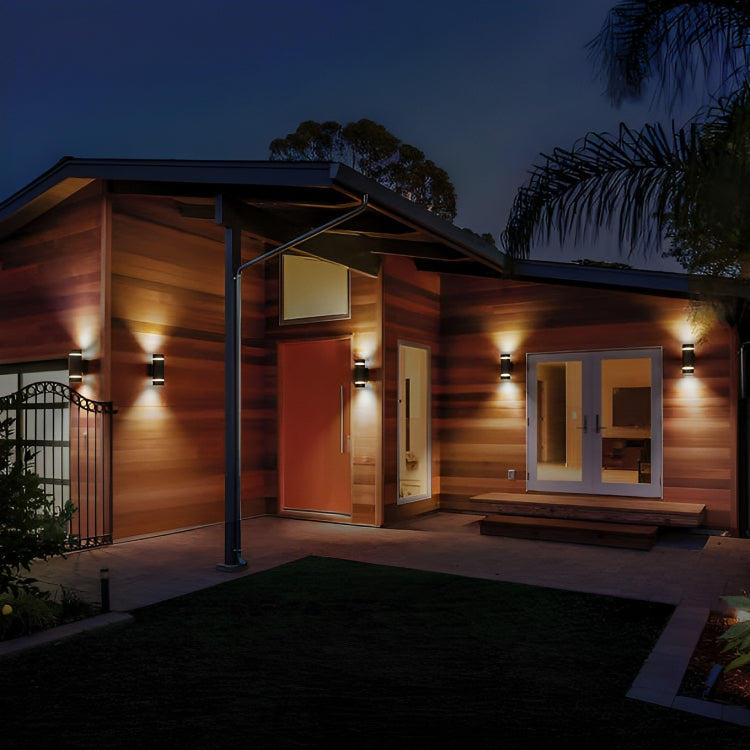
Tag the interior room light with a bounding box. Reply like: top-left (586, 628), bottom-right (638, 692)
top-left (682, 344), bottom-right (695, 376)
top-left (149, 353), bottom-right (165, 386)
top-left (68, 350), bottom-right (87, 384)
top-left (500, 353), bottom-right (513, 380)
top-left (353, 358), bottom-right (369, 388)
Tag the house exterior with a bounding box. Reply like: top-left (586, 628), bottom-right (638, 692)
top-left (0, 158), bottom-right (745, 560)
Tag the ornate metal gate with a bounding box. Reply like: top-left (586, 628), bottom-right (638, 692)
top-left (0, 381), bottom-right (114, 549)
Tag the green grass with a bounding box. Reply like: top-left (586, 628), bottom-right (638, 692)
top-left (2, 556), bottom-right (747, 748)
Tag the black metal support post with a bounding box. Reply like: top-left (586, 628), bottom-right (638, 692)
top-left (217, 205), bottom-right (247, 571)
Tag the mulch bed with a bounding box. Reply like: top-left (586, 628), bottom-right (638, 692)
top-left (678, 613), bottom-right (750, 708)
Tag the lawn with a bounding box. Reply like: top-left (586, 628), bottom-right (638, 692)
top-left (2, 556), bottom-right (747, 748)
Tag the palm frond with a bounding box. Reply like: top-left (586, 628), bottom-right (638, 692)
top-left (587, 0), bottom-right (750, 108)
top-left (501, 122), bottom-right (695, 259)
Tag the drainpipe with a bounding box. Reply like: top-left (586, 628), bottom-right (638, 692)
top-left (216, 194), bottom-right (369, 570)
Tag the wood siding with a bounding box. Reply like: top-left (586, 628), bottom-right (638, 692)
top-left (439, 275), bottom-right (737, 531)
top-left (1, 179), bottom-right (740, 537)
top-left (110, 194), bottom-right (269, 538)
top-left (0, 183), bottom-right (104, 386)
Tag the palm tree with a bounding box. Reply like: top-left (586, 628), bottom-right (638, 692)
top-left (588, 0), bottom-right (749, 109)
top-left (502, 1), bottom-right (750, 274)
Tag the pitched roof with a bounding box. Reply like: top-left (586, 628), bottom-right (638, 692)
top-left (1, 157), bottom-right (745, 299)
top-left (0, 157), bottom-right (505, 277)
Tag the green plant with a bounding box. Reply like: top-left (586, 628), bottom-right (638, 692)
top-left (718, 593), bottom-right (750, 671)
top-left (0, 589), bottom-right (60, 640)
top-left (0, 415), bottom-right (77, 597)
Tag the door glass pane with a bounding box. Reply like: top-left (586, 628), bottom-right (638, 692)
top-left (600, 358), bottom-right (651, 485)
top-left (398, 344), bottom-right (430, 502)
top-left (536, 361), bottom-right (582, 482)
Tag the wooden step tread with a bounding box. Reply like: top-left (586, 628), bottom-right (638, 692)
top-left (480, 514), bottom-right (659, 550)
top-left (458, 492), bottom-right (706, 528)
top-left (472, 492), bottom-right (705, 514)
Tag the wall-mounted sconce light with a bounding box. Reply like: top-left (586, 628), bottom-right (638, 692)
top-left (500, 353), bottom-right (513, 380)
top-left (149, 353), bottom-right (165, 386)
top-left (682, 344), bottom-right (695, 376)
top-left (68, 350), bottom-right (87, 384)
top-left (353, 358), bottom-right (369, 388)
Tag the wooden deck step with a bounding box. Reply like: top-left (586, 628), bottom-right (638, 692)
top-left (480, 514), bottom-right (659, 550)
top-left (447, 491), bottom-right (707, 528)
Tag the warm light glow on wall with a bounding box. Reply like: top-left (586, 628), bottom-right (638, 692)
top-left (675, 372), bottom-right (702, 400)
top-left (133, 331), bottom-right (165, 358)
top-left (73, 320), bottom-right (100, 359)
top-left (134, 386), bottom-right (167, 410)
top-left (495, 378), bottom-right (520, 400)
top-left (493, 332), bottom-right (523, 358)
top-left (353, 333), bottom-right (377, 363)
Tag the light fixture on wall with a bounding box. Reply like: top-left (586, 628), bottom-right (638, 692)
top-left (149, 353), bottom-right (165, 386)
top-left (353, 358), bottom-right (369, 388)
top-left (682, 344), bottom-right (695, 376)
top-left (500, 353), bottom-right (513, 380)
top-left (68, 350), bottom-right (87, 384)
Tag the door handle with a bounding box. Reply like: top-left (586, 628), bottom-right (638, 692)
top-left (596, 414), bottom-right (601, 434)
top-left (340, 385), bottom-right (345, 453)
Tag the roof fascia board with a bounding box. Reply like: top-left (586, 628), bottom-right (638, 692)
top-left (0, 158), bottom-right (340, 225)
top-left (511, 258), bottom-right (750, 300)
top-left (511, 258), bottom-right (692, 296)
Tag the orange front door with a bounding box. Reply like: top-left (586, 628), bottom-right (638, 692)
top-left (278, 338), bottom-right (351, 515)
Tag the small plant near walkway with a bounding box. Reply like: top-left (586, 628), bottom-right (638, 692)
top-left (0, 415), bottom-right (88, 639)
top-left (718, 594), bottom-right (750, 672)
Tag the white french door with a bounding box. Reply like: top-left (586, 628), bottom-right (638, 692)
top-left (527, 348), bottom-right (662, 497)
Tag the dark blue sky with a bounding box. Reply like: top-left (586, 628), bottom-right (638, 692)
top-left (1, 1), bottom-right (698, 270)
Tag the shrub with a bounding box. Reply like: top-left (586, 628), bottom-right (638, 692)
top-left (0, 589), bottom-right (60, 640)
top-left (0, 415), bottom-right (77, 598)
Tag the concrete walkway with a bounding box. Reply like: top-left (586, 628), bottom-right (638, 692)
top-left (6, 512), bottom-right (750, 726)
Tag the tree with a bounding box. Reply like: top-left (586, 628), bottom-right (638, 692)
top-left (588, 0), bottom-right (750, 109)
top-left (269, 118), bottom-right (458, 221)
top-left (669, 84), bottom-right (750, 276)
top-left (0, 416), bottom-right (76, 598)
top-left (502, 1), bottom-right (750, 278)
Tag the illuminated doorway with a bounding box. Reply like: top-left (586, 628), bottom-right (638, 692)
top-left (527, 348), bottom-right (662, 497)
top-left (397, 342), bottom-right (431, 503)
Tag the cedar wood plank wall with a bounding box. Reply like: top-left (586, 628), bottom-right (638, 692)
top-left (109, 193), bottom-right (278, 537)
top-left (0, 185), bottom-right (738, 535)
top-left (0, 184), bottom-right (383, 538)
top-left (113, 193), bottom-right (383, 535)
top-left (439, 274), bottom-right (737, 531)
top-left (0, 183), bottom-right (104, 369)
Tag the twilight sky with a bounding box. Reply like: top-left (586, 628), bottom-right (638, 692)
top-left (1, 0), bottom-right (701, 270)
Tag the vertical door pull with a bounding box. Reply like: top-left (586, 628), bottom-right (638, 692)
top-left (340, 385), bottom-right (345, 453)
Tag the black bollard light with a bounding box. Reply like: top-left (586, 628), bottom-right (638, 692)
top-left (100, 568), bottom-right (110, 614)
